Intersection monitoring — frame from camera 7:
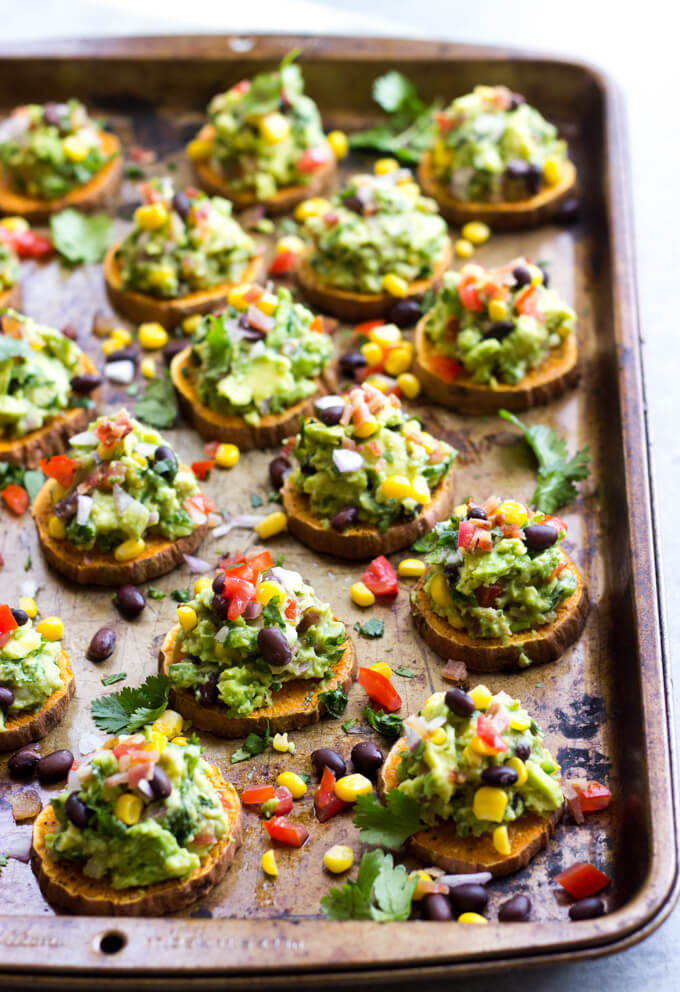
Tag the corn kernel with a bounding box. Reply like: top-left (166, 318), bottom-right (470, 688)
top-left (384, 347), bottom-right (413, 377)
top-left (48, 515), bottom-right (66, 540)
top-left (369, 661), bottom-right (393, 679)
top-left (63, 135), bottom-right (88, 162)
top-left (327, 130), bottom-right (348, 159)
top-left (134, 202), bottom-right (168, 231)
top-left (398, 558), bottom-right (426, 578)
top-left (256, 581), bottom-right (284, 606)
top-left (272, 732), bottom-right (295, 754)
top-left (470, 735), bottom-right (498, 757)
top-left (492, 824), bottom-right (511, 855)
top-left (0, 216), bottom-right (29, 233)
top-left (259, 112), bottom-right (291, 144)
top-left (461, 221), bottom-right (491, 245)
top-left (455, 238), bottom-right (475, 259)
top-left (528, 263), bottom-right (544, 286)
top-left (488, 299), bottom-right (508, 322)
top-left (335, 773), bottom-right (373, 802)
top-left (410, 476), bottom-right (431, 505)
top-left (140, 357), bottom-right (156, 380)
top-left (431, 727), bottom-right (447, 746)
top-left (227, 284), bottom-right (252, 311)
top-left (361, 341), bottom-right (384, 366)
top-left (36, 616), bottom-right (63, 641)
top-left (294, 197), bottom-right (332, 221)
top-left (276, 771), bottom-right (307, 799)
top-left (380, 474), bottom-right (412, 501)
top-left (193, 575), bottom-right (212, 596)
top-left (138, 322), bottom-right (168, 350)
top-left (261, 849), bottom-right (278, 876)
top-left (429, 571), bottom-right (455, 609)
top-left (506, 756), bottom-right (528, 786)
top-left (101, 338), bottom-right (120, 356)
top-left (323, 844), bottom-right (354, 873)
top-left (382, 273), bottom-right (409, 298)
top-left (255, 511), bottom-right (287, 540)
top-left (171, 736), bottom-right (188, 746)
top-left (462, 744), bottom-right (482, 766)
top-left (257, 293), bottom-right (279, 316)
top-left (396, 372), bottom-right (421, 399)
top-left (369, 323), bottom-right (401, 348)
top-left (131, 452), bottom-right (148, 470)
top-left (111, 327), bottom-right (132, 347)
top-left (469, 684), bottom-right (493, 711)
top-left (353, 418), bottom-right (378, 438)
top-left (509, 712), bottom-right (531, 732)
top-left (374, 158), bottom-right (399, 175)
top-left (148, 731), bottom-right (166, 755)
top-left (398, 181), bottom-right (421, 202)
top-left (186, 138), bottom-right (213, 161)
top-left (152, 709), bottom-right (184, 739)
top-left (182, 314), bottom-right (203, 335)
top-left (177, 605), bottom-right (198, 633)
top-left (458, 912), bottom-right (488, 925)
top-left (115, 793), bottom-right (143, 826)
top-left (409, 869), bottom-right (433, 900)
top-left (215, 443), bottom-right (240, 469)
top-left (19, 596), bottom-right (37, 619)
top-left (366, 374), bottom-right (390, 394)
top-left (276, 234), bottom-right (306, 255)
top-left (543, 158), bottom-right (561, 187)
top-left (495, 500), bottom-right (528, 527)
top-left (472, 786), bottom-right (508, 822)
top-left (350, 581), bottom-right (375, 608)
top-left (146, 267), bottom-right (174, 289)
top-left (114, 538), bottom-right (145, 562)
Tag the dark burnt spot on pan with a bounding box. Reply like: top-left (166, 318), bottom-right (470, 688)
top-left (552, 694), bottom-right (605, 739)
top-left (555, 746), bottom-right (611, 782)
top-left (190, 906), bottom-right (213, 919)
top-left (132, 113), bottom-right (197, 157)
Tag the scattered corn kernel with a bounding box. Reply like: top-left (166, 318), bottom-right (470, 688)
top-left (140, 357), bottom-right (156, 379)
top-left (384, 346), bottom-right (412, 376)
top-left (259, 111), bottom-right (291, 144)
top-left (101, 338), bottom-right (120, 356)
top-left (272, 732), bottom-right (295, 754)
top-left (495, 500), bottom-right (528, 527)
top-left (186, 138), bottom-right (213, 161)
top-left (257, 293), bottom-right (279, 316)
top-left (361, 341), bottom-right (384, 366)
top-left (366, 374), bottom-right (390, 394)
top-left (177, 605), bottom-right (198, 633)
top-left (327, 130), bottom-right (348, 159)
top-left (369, 661), bottom-right (393, 679)
top-left (227, 284), bottom-right (252, 311)
top-left (335, 773), bottom-right (373, 802)
top-left (114, 538), bottom-right (145, 562)
top-left (458, 912), bottom-right (488, 925)
top-left (276, 771), bottom-right (307, 799)
top-left (461, 221), bottom-right (491, 245)
top-left (506, 756), bottom-right (528, 786)
top-left (469, 684), bottom-right (493, 711)
top-left (256, 581), bottom-right (284, 606)
top-left (182, 314), bottom-right (203, 335)
top-left (215, 443), bottom-right (240, 469)
top-left (350, 581), bottom-right (375, 608)
top-left (115, 793), bottom-right (143, 826)
top-left (48, 515), bottom-right (66, 540)
top-left (431, 727), bottom-right (448, 746)
top-left (261, 849), bottom-right (278, 877)
top-left (110, 327), bottom-right (132, 347)
top-left (396, 372), bottom-right (421, 399)
top-left (429, 571), bottom-right (455, 609)
top-left (488, 299), bottom-right (508, 322)
top-left (380, 474), bottom-right (412, 501)
top-left (146, 267), bottom-right (174, 289)
top-left (276, 234), bottom-right (306, 255)
top-left (255, 511), bottom-right (287, 540)
top-left (294, 197), bottom-right (332, 221)
top-left (543, 158), bottom-right (561, 187)
top-left (374, 158), bottom-right (399, 175)
top-left (152, 709), bottom-right (184, 739)
top-left (0, 216), bottom-right (29, 233)
top-left (354, 418), bottom-right (378, 438)
top-left (369, 323), bottom-right (402, 348)
top-left (382, 273), bottom-right (409, 298)
top-left (398, 558), bottom-right (426, 578)
top-left (138, 322), bottom-right (168, 350)
top-left (323, 844), bottom-right (354, 874)
top-left (410, 476), bottom-right (431, 505)
top-left (509, 712), bottom-right (531, 732)
top-left (19, 596), bottom-right (37, 619)
top-left (134, 202), bottom-right (168, 231)
top-left (455, 238), bottom-right (475, 259)
top-left (409, 870), bottom-right (433, 900)
top-left (493, 824), bottom-right (511, 855)
top-left (36, 616), bottom-right (63, 641)
top-left (472, 786), bottom-right (508, 823)
top-left (63, 135), bottom-right (89, 162)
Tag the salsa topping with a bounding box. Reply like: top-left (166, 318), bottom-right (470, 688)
top-left (0, 611), bottom-right (65, 730)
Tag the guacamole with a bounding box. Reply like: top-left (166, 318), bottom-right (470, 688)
top-left (0, 311), bottom-right (85, 439)
top-left (290, 382), bottom-right (456, 531)
top-left (0, 241), bottom-right (19, 291)
top-left (46, 727), bottom-right (231, 889)
top-left (423, 258), bottom-right (576, 386)
top-left (116, 178), bottom-right (256, 299)
top-left (395, 688), bottom-right (563, 838)
top-left (203, 53), bottom-right (331, 200)
top-left (48, 410), bottom-right (206, 554)
top-left (189, 286), bottom-right (332, 425)
top-left (415, 498), bottom-right (576, 640)
top-left (168, 551), bottom-right (347, 717)
top-left (303, 171), bottom-right (449, 295)
top-left (429, 85), bottom-right (567, 202)
top-left (0, 613), bottom-right (64, 730)
top-left (0, 100), bottom-right (111, 200)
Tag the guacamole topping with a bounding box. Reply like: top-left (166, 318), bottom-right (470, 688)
top-left (0, 613), bottom-right (64, 730)
top-left (0, 100), bottom-right (112, 200)
top-left (46, 727), bottom-right (231, 889)
top-left (168, 550), bottom-right (348, 717)
top-left (116, 178), bottom-right (256, 299)
top-left (0, 241), bottom-right (19, 291)
top-left (189, 285), bottom-right (332, 425)
top-left (0, 311), bottom-right (85, 439)
top-left (289, 382), bottom-right (456, 531)
top-left (302, 169), bottom-right (449, 295)
top-left (203, 53), bottom-right (331, 201)
top-left (415, 497), bottom-right (576, 640)
top-left (48, 410), bottom-right (209, 553)
top-left (429, 85), bottom-right (567, 203)
top-left (395, 688), bottom-right (563, 835)
top-left (423, 258), bottom-right (576, 386)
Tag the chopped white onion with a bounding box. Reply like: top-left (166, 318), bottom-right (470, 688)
top-left (211, 514), bottom-right (260, 538)
top-left (183, 554), bottom-right (213, 574)
top-left (105, 359), bottom-right (135, 385)
top-left (207, 512), bottom-right (223, 528)
top-left (147, 510), bottom-right (159, 526)
top-left (113, 484), bottom-right (134, 515)
top-left (404, 723), bottom-right (421, 750)
top-left (69, 430), bottom-right (98, 447)
top-left (67, 768), bottom-right (82, 792)
top-left (249, 340), bottom-right (266, 360)
top-left (24, 410), bottom-right (41, 432)
top-left (314, 395), bottom-right (344, 410)
top-left (247, 305), bottom-right (274, 333)
top-left (2, 827), bottom-right (33, 862)
top-left (20, 578), bottom-right (38, 598)
top-left (137, 779), bottom-right (154, 800)
top-left (78, 732), bottom-right (104, 757)
top-left (76, 494), bottom-right (93, 526)
top-left (439, 872), bottom-right (493, 889)
top-left (136, 441), bottom-right (157, 458)
top-left (332, 449), bottom-right (363, 474)
top-left (269, 566), bottom-right (302, 592)
top-left (215, 625), bottom-right (230, 643)
top-left (186, 504), bottom-right (207, 525)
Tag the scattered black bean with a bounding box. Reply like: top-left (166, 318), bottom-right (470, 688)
top-left (554, 197), bottom-right (581, 227)
top-left (485, 320), bottom-right (515, 341)
top-left (269, 455), bottom-right (292, 489)
top-left (351, 740), bottom-right (384, 779)
top-left (163, 339), bottom-right (187, 365)
top-left (449, 883), bottom-right (489, 914)
top-left (339, 351), bottom-right (367, 378)
top-left (258, 627), bottom-right (292, 668)
top-left (8, 746), bottom-right (40, 781)
top-left (310, 748), bottom-right (346, 779)
top-left (569, 897), bottom-right (605, 921)
top-left (315, 401), bottom-right (344, 426)
top-left (70, 373), bottom-right (102, 395)
top-left (150, 765), bottom-right (173, 799)
top-left (422, 893), bottom-right (453, 921)
top-left (467, 506), bottom-right (487, 520)
top-left (37, 749), bottom-right (74, 784)
top-left (106, 347), bottom-right (138, 364)
top-left (498, 894), bottom-right (532, 921)
top-left (114, 585), bottom-right (146, 620)
top-left (61, 323), bottom-right (79, 342)
top-left (153, 445), bottom-right (178, 480)
top-left (0, 686), bottom-right (15, 711)
top-left (10, 608), bottom-right (28, 626)
top-left (524, 524), bottom-right (558, 551)
top-left (87, 627), bottom-right (116, 662)
top-left (65, 792), bottom-right (91, 829)
top-left (172, 190), bottom-right (192, 219)
top-left (481, 765), bottom-right (519, 787)
top-left (386, 298), bottom-right (422, 328)
top-left (197, 671), bottom-right (219, 706)
top-left (512, 264), bottom-right (532, 287)
top-left (297, 607), bottom-right (321, 636)
top-left (445, 687), bottom-right (475, 718)
top-left (514, 741), bottom-right (531, 761)
top-left (330, 506), bottom-right (358, 532)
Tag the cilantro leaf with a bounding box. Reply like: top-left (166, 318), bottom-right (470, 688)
top-left (321, 848), bottom-right (416, 921)
top-left (101, 672), bottom-right (127, 686)
top-left (135, 374), bottom-right (178, 429)
top-left (393, 666), bottom-right (416, 679)
top-left (318, 686), bottom-right (348, 719)
top-left (171, 588), bottom-right (191, 603)
top-left (349, 72), bottom-right (437, 165)
top-left (50, 209), bottom-right (115, 264)
top-left (91, 674), bottom-right (170, 734)
top-left (374, 71), bottom-right (426, 120)
top-left (230, 721), bottom-right (272, 764)
top-left (353, 618), bottom-right (384, 639)
top-left (353, 789), bottom-right (423, 849)
top-left (362, 705), bottom-right (404, 740)
top-left (23, 469), bottom-right (45, 503)
top-left (250, 492), bottom-right (263, 508)
top-left (342, 718), bottom-right (358, 733)
top-left (147, 586), bottom-right (165, 600)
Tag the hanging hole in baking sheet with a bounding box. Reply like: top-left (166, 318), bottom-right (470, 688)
top-left (96, 930), bottom-right (127, 955)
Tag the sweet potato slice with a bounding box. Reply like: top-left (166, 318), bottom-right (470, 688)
top-left (0, 649), bottom-right (75, 752)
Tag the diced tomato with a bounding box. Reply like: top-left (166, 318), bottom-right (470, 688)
top-left (515, 285), bottom-right (543, 320)
top-left (358, 667), bottom-right (402, 713)
top-left (94, 410), bottom-right (133, 446)
top-left (554, 862), bottom-right (610, 899)
top-left (185, 493), bottom-right (214, 516)
top-left (241, 784), bottom-right (276, 805)
top-left (314, 766), bottom-right (349, 822)
top-left (353, 320), bottom-right (385, 342)
top-left (272, 786), bottom-right (294, 817)
top-left (323, 211), bottom-right (339, 227)
top-left (297, 147), bottom-right (331, 172)
top-left (263, 815), bottom-right (309, 847)
top-left (481, 279), bottom-right (505, 300)
top-left (309, 316), bottom-right (325, 333)
top-left (428, 354), bottom-right (461, 383)
top-left (230, 79), bottom-right (251, 95)
top-left (435, 111), bottom-right (454, 135)
top-left (243, 286), bottom-right (264, 303)
top-left (284, 598), bottom-right (297, 622)
top-left (0, 604), bottom-right (18, 634)
top-left (361, 555), bottom-right (398, 597)
top-left (565, 787), bottom-right (584, 825)
top-left (458, 519), bottom-right (475, 550)
top-left (476, 714), bottom-right (508, 753)
top-left (191, 459), bottom-right (214, 481)
top-left (544, 514), bottom-right (568, 535)
top-left (469, 529), bottom-right (493, 553)
top-left (457, 274), bottom-right (483, 312)
top-left (247, 551), bottom-right (273, 573)
top-left (576, 781), bottom-right (612, 813)
top-left (1, 484), bottom-right (29, 515)
top-left (204, 440), bottom-right (220, 457)
top-left (474, 583), bottom-right (504, 608)
top-left (222, 576), bottom-right (257, 620)
top-left (0, 227), bottom-right (53, 260)
top-left (40, 454), bottom-right (76, 490)
top-left (269, 250), bottom-right (298, 276)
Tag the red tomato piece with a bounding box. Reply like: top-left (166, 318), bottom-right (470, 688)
top-left (269, 250), bottom-right (298, 276)
top-left (284, 598), bottom-right (297, 622)
top-left (577, 781), bottom-right (612, 813)
top-left (0, 604), bottom-right (18, 634)
top-left (515, 285), bottom-right (543, 320)
top-left (554, 862), bottom-right (610, 899)
top-left (435, 111), bottom-right (454, 135)
top-left (185, 493), bottom-right (215, 517)
top-left (458, 519), bottom-right (475, 550)
top-left (444, 315), bottom-right (459, 340)
top-left (314, 766), bottom-right (349, 822)
top-left (429, 353), bottom-right (461, 383)
top-left (309, 316), bottom-right (325, 333)
top-left (243, 286), bottom-right (264, 303)
top-left (230, 79), bottom-right (250, 95)
top-left (297, 147), bottom-right (331, 172)
top-left (40, 454), bottom-right (76, 489)
top-left (0, 228), bottom-right (53, 260)
top-left (272, 786), bottom-right (294, 817)
top-left (222, 576), bottom-right (256, 620)
top-left (544, 514), bottom-right (568, 535)
top-left (358, 667), bottom-right (402, 713)
top-left (247, 551), bottom-right (273, 573)
top-left (361, 555), bottom-right (398, 597)
top-left (474, 583), bottom-right (504, 608)
top-left (1, 484), bottom-right (29, 515)
top-left (241, 784), bottom-right (276, 805)
top-left (458, 275), bottom-right (483, 312)
top-left (191, 460), bottom-right (214, 481)
top-left (263, 815), bottom-right (309, 847)
top-left (353, 320), bottom-right (385, 341)
top-left (204, 440), bottom-right (220, 457)
top-left (476, 714), bottom-right (508, 753)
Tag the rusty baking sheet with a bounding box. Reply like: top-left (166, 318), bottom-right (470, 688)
top-left (0, 34), bottom-right (675, 988)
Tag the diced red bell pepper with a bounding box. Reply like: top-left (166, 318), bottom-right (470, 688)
top-left (435, 111), bottom-right (454, 135)
top-left (576, 781), bottom-right (612, 813)
top-left (554, 862), bottom-right (610, 899)
top-left (0, 604), bottom-right (18, 634)
top-left (269, 250), bottom-right (298, 276)
top-left (297, 147), bottom-right (331, 172)
top-left (241, 784), bottom-right (276, 805)
top-left (457, 274), bottom-right (484, 312)
top-left (191, 459), bottom-right (214, 481)
top-left (94, 410), bottom-right (133, 447)
top-left (428, 353), bottom-right (461, 384)
top-left (222, 576), bottom-right (257, 620)
top-left (476, 714), bottom-right (508, 753)
top-left (358, 667), bottom-right (402, 713)
top-left (1, 484), bottom-right (29, 515)
top-left (474, 583), bottom-right (504, 608)
top-left (314, 766), bottom-right (349, 822)
top-left (361, 555), bottom-right (398, 597)
top-left (515, 285), bottom-right (543, 320)
top-left (284, 598), bottom-right (297, 622)
top-left (204, 440), bottom-right (220, 457)
top-left (272, 786), bottom-right (293, 817)
top-left (458, 519), bottom-right (475, 550)
top-left (263, 815), bottom-right (309, 847)
top-left (0, 227), bottom-right (53, 260)
top-left (40, 455), bottom-right (76, 490)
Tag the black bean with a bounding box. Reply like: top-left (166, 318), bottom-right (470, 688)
top-left (150, 765), bottom-right (173, 799)
top-left (508, 92), bottom-right (526, 110)
top-left (512, 264), bottom-right (532, 288)
top-left (37, 749), bottom-right (74, 784)
top-left (339, 351), bottom-right (367, 378)
top-left (481, 765), bottom-right (519, 787)
top-left (498, 894), bottom-right (531, 921)
top-left (314, 401), bottom-right (344, 426)
top-left (212, 573), bottom-right (226, 595)
top-left (153, 445), bottom-right (178, 480)
top-left (70, 373), bottom-right (103, 395)
top-left (527, 163), bottom-right (542, 195)
top-left (163, 339), bottom-right (187, 365)
top-left (269, 455), bottom-right (292, 490)
top-left (172, 191), bottom-right (192, 219)
top-left (43, 102), bottom-right (62, 127)
top-left (539, 265), bottom-right (550, 288)
top-left (445, 687), bottom-right (475, 718)
top-left (514, 741), bottom-right (531, 761)
top-left (257, 627), bottom-right (292, 668)
top-left (554, 197), bottom-right (581, 227)
top-left (351, 740), bottom-right (384, 779)
top-left (197, 671), bottom-right (219, 706)
top-left (10, 608), bottom-right (28, 626)
top-left (467, 506), bottom-right (487, 520)
top-left (443, 562), bottom-right (460, 586)
top-left (422, 893), bottom-right (453, 921)
top-left (61, 323), bottom-right (79, 342)
top-left (297, 608), bottom-right (321, 636)
top-left (0, 686), bottom-right (15, 711)
top-left (386, 298), bottom-right (422, 328)
top-left (449, 883), bottom-right (489, 914)
top-left (114, 585), bottom-right (146, 620)
top-left (330, 506), bottom-right (358, 532)
top-left (344, 194), bottom-right (364, 214)
top-left (8, 746), bottom-right (40, 780)
top-left (87, 627), bottom-right (116, 662)
top-left (65, 792), bottom-right (91, 829)
top-left (505, 159), bottom-right (530, 181)
top-left (569, 897), bottom-right (605, 921)
top-left (242, 324), bottom-right (267, 342)
top-left (211, 593), bottom-right (230, 621)
top-left (485, 320), bottom-right (515, 341)
top-left (106, 347), bottom-right (138, 364)
top-left (524, 524), bottom-right (558, 551)
top-left (310, 748), bottom-right (346, 779)
top-left (55, 490), bottom-right (79, 521)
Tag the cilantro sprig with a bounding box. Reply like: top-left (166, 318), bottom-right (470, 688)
top-left (135, 374), bottom-right (178, 429)
top-left (362, 705), bottom-right (403, 740)
top-left (321, 848), bottom-right (417, 921)
top-left (230, 721), bottom-right (272, 764)
top-left (353, 789), bottom-right (423, 849)
top-left (319, 686), bottom-right (348, 719)
top-left (91, 674), bottom-right (170, 734)
top-left (50, 209), bottom-right (115, 264)
top-left (348, 71), bottom-right (438, 165)
top-left (353, 618), bottom-right (384, 639)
